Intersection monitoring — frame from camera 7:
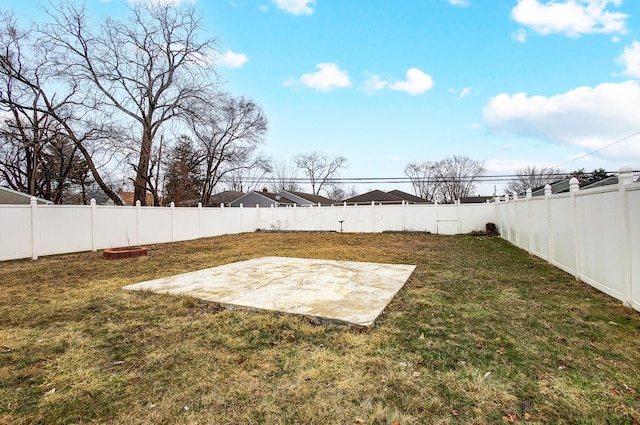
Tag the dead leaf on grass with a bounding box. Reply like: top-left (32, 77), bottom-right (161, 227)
top-left (502, 411), bottom-right (519, 422)
top-left (451, 409), bottom-right (459, 417)
top-left (524, 413), bottom-right (532, 420)
top-left (418, 333), bottom-right (425, 340)
top-left (354, 417), bottom-right (365, 424)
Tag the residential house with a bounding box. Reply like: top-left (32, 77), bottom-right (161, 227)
top-left (0, 186), bottom-right (52, 205)
top-left (229, 188), bottom-right (296, 208)
top-left (206, 191), bottom-right (245, 207)
top-left (460, 196), bottom-right (495, 204)
top-left (531, 175), bottom-right (619, 197)
top-left (178, 191), bottom-right (245, 207)
top-left (277, 190), bottom-right (335, 206)
top-left (343, 189), bottom-right (430, 205)
top-left (387, 190), bottom-right (432, 204)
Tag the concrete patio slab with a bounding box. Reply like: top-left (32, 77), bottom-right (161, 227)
top-left (122, 256), bottom-right (415, 328)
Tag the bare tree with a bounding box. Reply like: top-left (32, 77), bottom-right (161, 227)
top-left (404, 155), bottom-right (485, 204)
top-left (294, 151), bottom-right (348, 196)
top-left (0, 10), bottom-right (122, 204)
top-left (435, 155), bottom-right (485, 203)
top-left (325, 184), bottom-right (358, 202)
top-left (404, 161), bottom-right (439, 202)
top-left (505, 165), bottom-right (562, 195)
top-left (42, 1), bottom-right (218, 205)
top-left (269, 157), bottom-right (301, 192)
top-left (223, 156), bottom-right (272, 193)
top-left (187, 94), bottom-right (268, 205)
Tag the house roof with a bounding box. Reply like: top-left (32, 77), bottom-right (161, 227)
top-left (387, 190), bottom-right (432, 204)
top-left (343, 190), bottom-right (405, 204)
top-left (0, 186), bottom-right (52, 205)
top-left (531, 175), bottom-right (619, 197)
top-left (280, 190), bottom-right (335, 205)
top-left (207, 191), bottom-right (245, 206)
top-left (581, 176), bottom-right (618, 190)
top-left (231, 190), bottom-right (296, 206)
top-left (459, 196), bottom-right (494, 204)
top-left (258, 192), bottom-right (295, 204)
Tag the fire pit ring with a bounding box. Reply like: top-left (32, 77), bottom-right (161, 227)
top-left (103, 246), bottom-right (148, 260)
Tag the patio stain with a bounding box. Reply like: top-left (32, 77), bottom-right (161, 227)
top-left (122, 256), bottom-right (415, 328)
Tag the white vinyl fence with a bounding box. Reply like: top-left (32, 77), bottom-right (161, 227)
top-left (0, 199), bottom-right (494, 262)
top-left (496, 168), bottom-right (640, 311)
top-left (3, 173), bottom-right (638, 313)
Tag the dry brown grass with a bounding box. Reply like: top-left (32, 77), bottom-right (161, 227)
top-left (1, 232), bottom-right (639, 424)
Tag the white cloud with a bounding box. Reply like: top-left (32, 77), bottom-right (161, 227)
top-left (363, 73), bottom-right (388, 94)
top-left (617, 41), bottom-right (640, 78)
top-left (513, 29), bottom-right (528, 43)
top-left (283, 63), bottom-right (351, 91)
top-left (511, 0), bottom-right (628, 38)
top-left (482, 81), bottom-right (640, 161)
top-left (502, 143), bottom-right (515, 151)
top-left (446, 0), bottom-right (470, 6)
top-left (389, 156), bottom-right (401, 161)
top-left (272, 0), bottom-right (315, 15)
top-left (389, 68), bottom-right (434, 95)
top-left (449, 87), bottom-right (471, 99)
top-left (214, 49), bottom-right (248, 68)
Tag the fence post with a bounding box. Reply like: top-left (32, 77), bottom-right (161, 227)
top-left (198, 202), bottom-right (203, 238)
top-left (457, 199), bottom-right (461, 234)
top-left (619, 167), bottom-right (634, 306)
top-left (513, 191), bottom-right (519, 247)
top-left (526, 188), bottom-right (532, 254)
top-left (293, 203), bottom-right (297, 232)
top-left (136, 200), bottom-right (141, 246)
top-left (220, 203), bottom-right (225, 235)
top-left (434, 201), bottom-right (438, 234)
top-left (239, 204), bottom-right (243, 233)
top-left (270, 204), bottom-right (274, 230)
top-left (569, 178), bottom-right (581, 281)
top-left (504, 194), bottom-right (511, 243)
top-left (170, 202), bottom-right (175, 242)
top-left (401, 200), bottom-right (406, 231)
top-left (90, 198), bottom-right (97, 252)
top-left (545, 184), bottom-right (553, 264)
top-left (30, 197), bottom-right (38, 260)
top-left (371, 201), bottom-right (375, 233)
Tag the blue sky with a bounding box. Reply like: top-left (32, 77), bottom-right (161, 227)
top-left (6, 0), bottom-right (640, 194)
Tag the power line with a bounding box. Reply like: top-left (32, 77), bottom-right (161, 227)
top-left (552, 130), bottom-right (640, 169)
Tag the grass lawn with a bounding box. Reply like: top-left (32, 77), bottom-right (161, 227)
top-left (1, 232), bottom-right (639, 424)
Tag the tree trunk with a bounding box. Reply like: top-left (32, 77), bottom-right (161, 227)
top-left (134, 131), bottom-right (153, 206)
